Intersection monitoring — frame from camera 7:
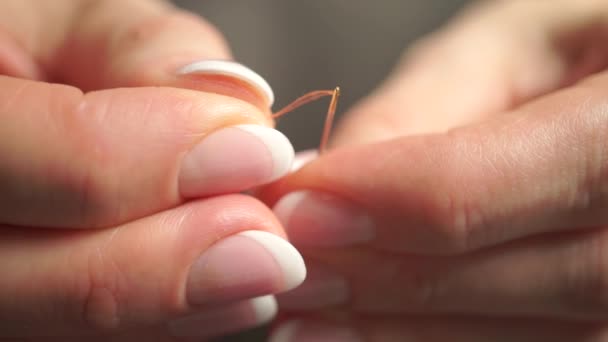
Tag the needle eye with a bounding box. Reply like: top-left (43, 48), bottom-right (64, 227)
top-left (272, 87), bottom-right (340, 153)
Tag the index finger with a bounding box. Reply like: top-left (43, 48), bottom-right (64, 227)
top-left (0, 76), bottom-right (293, 229)
top-left (265, 71), bottom-right (608, 254)
top-left (0, 0), bottom-right (272, 110)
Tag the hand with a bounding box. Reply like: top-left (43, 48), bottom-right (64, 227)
top-left (0, 0), bottom-right (305, 340)
top-left (262, 1), bottom-right (608, 341)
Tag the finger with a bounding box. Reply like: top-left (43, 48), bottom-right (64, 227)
top-left (56, 0), bottom-right (277, 109)
top-left (0, 0), bottom-right (272, 110)
top-left (0, 0), bottom-right (75, 79)
top-left (0, 194), bottom-right (305, 337)
top-left (0, 76), bottom-right (292, 228)
top-left (266, 71), bottom-right (608, 254)
top-left (279, 227), bottom-right (608, 320)
top-left (269, 316), bottom-right (608, 342)
top-left (331, 0), bottom-right (608, 145)
top-left (45, 295), bottom-right (277, 341)
top-left (166, 295), bottom-right (276, 340)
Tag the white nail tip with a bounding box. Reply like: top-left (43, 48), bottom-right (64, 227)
top-left (178, 60), bottom-right (275, 106)
top-left (167, 296), bottom-right (278, 337)
top-left (250, 295), bottom-right (278, 324)
top-left (273, 191), bottom-right (307, 226)
top-left (291, 149), bottom-right (318, 172)
top-left (238, 230), bottom-right (306, 291)
top-left (236, 125), bottom-right (294, 182)
top-left (269, 320), bottom-right (300, 342)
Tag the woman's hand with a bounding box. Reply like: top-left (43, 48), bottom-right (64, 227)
top-left (0, 0), bottom-right (305, 340)
top-left (262, 1), bottom-right (608, 341)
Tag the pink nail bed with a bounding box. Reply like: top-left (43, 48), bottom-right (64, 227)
top-left (186, 230), bottom-right (306, 305)
top-left (273, 191), bottom-right (375, 247)
top-left (178, 124), bottom-right (294, 197)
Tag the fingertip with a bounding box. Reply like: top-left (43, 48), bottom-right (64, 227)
top-left (291, 149), bottom-right (318, 173)
top-left (273, 191), bottom-right (375, 248)
top-left (269, 320), bottom-right (300, 342)
top-left (251, 294), bottom-right (279, 323)
top-left (168, 295), bottom-right (278, 338)
top-left (239, 230), bottom-right (307, 290)
top-left (185, 229), bottom-right (305, 306)
top-left (237, 124), bottom-right (295, 182)
top-left (178, 124), bottom-right (294, 197)
top-left (270, 320), bottom-right (364, 342)
top-left (178, 60), bottom-right (275, 107)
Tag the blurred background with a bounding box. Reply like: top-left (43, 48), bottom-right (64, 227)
top-left (173, 0), bottom-right (470, 151)
top-left (172, 1), bottom-right (470, 340)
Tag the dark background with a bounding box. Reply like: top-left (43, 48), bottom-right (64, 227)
top-left (173, 0), bottom-right (470, 150)
top-left (171, 1), bottom-right (470, 340)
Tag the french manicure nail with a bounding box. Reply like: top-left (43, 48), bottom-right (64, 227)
top-left (179, 124), bottom-right (294, 197)
top-left (273, 191), bottom-right (375, 247)
top-left (278, 263), bottom-right (349, 310)
top-left (291, 149), bottom-right (318, 172)
top-left (169, 295), bottom-right (277, 337)
top-left (178, 59), bottom-right (275, 106)
top-left (186, 230), bottom-right (306, 305)
top-left (270, 320), bottom-right (364, 342)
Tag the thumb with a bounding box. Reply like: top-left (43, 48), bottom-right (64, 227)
top-left (0, 75), bottom-right (293, 229)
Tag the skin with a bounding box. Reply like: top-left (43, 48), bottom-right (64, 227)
top-left (263, 0), bottom-right (608, 340)
top-left (6, 0), bottom-right (608, 341)
top-left (0, 0), bottom-right (285, 340)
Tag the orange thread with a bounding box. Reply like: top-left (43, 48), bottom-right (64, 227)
top-left (272, 87), bottom-right (340, 153)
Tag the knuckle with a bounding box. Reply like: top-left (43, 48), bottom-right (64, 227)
top-left (73, 242), bottom-right (128, 333)
top-left (423, 137), bottom-right (489, 254)
top-left (424, 188), bottom-right (475, 254)
top-left (118, 12), bottom-right (181, 46)
top-left (66, 97), bottom-right (115, 228)
top-left (116, 9), bottom-right (226, 53)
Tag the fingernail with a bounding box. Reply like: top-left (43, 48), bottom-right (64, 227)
top-left (179, 124), bottom-right (294, 197)
top-left (169, 295), bottom-right (277, 337)
top-left (178, 59), bottom-right (275, 106)
top-left (270, 320), bottom-right (364, 342)
top-left (291, 149), bottom-right (318, 172)
top-left (273, 191), bottom-right (375, 247)
top-left (186, 230), bottom-right (306, 305)
top-left (278, 263), bottom-right (349, 310)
